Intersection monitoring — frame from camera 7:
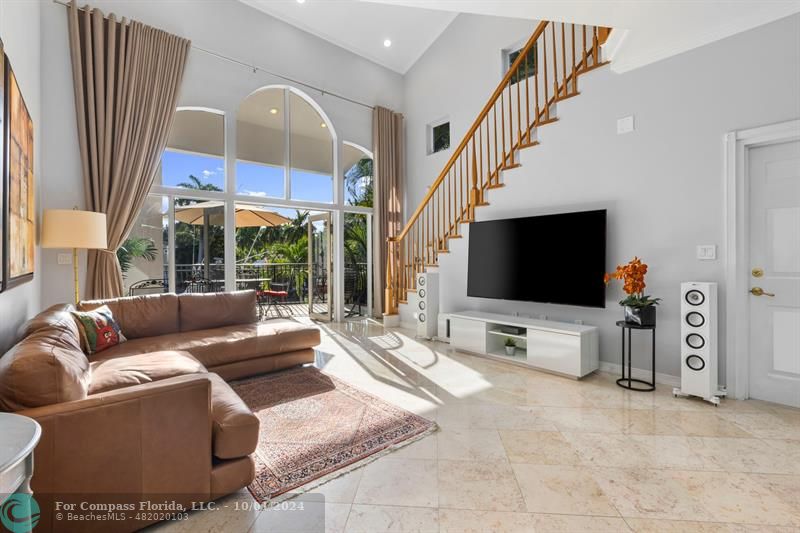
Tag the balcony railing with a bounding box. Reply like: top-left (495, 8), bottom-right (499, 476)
top-left (128, 263), bottom-right (367, 309)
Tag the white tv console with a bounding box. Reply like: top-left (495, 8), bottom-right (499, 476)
top-left (448, 311), bottom-right (599, 378)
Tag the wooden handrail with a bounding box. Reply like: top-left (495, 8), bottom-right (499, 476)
top-left (395, 20), bottom-right (550, 242)
top-left (385, 21), bottom-right (612, 314)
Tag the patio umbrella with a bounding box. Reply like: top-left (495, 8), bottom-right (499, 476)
top-left (174, 201), bottom-right (291, 279)
top-left (174, 201), bottom-right (291, 228)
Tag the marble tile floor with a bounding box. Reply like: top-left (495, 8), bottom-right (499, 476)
top-left (146, 319), bottom-right (800, 533)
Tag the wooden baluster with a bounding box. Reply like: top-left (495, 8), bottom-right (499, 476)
top-left (470, 138), bottom-right (479, 219)
top-left (582, 25), bottom-right (587, 70)
top-left (534, 38), bottom-right (540, 124)
top-left (500, 89), bottom-right (507, 165)
top-left (524, 46), bottom-right (531, 143)
top-left (593, 26), bottom-right (599, 65)
top-left (551, 22), bottom-right (558, 101)
top-left (478, 122), bottom-right (484, 189)
top-left (493, 104), bottom-right (500, 176)
top-left (485, 116), bottom-right (491, 185)
top-left (516, 61), bottom-right (522, 147)
top-left (571, 23), bottom-right (577, 94)
top-left (542, 23), bottom-right (550, 120)
top-left (561, 23), bottom-right (567, 98)
top-left (507, 83), bottom-right (513, 160)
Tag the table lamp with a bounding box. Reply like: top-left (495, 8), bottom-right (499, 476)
top-left (41, 209), bottom-right (108, 304)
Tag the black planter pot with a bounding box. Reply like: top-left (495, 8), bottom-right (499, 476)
top-left (624, 305), bottom-right (656, 326)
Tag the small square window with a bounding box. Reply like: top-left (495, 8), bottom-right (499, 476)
top-left (508, 43), bottom-right (537, 85)
top-left (428, 120), bottom-right (450, 155)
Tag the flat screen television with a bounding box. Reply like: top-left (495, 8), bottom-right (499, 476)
top-left (467, 209), bottom-right (606, 308)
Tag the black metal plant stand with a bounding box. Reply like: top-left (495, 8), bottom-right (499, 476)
top-left (615, 320), bottom-right (656, 391)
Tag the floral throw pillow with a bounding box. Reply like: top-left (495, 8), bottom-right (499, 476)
top-left (71, 305), bottom-right (127, 355)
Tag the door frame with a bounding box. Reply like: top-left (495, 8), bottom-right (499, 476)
top-left (724, 119), bottom-right (800, 400)
top-left (308, 211), bottom-right (333, 321)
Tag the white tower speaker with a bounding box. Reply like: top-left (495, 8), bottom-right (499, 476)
top-left (411, 272), bottom-right (439, 339)
top-left (674, 282), bottom-right (726, 405)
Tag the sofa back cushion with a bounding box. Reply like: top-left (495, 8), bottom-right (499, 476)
top-left (178, 290), bottom-right (258, 332)
top-left (0, 305), bottom-right (91, 411)
top-left (79, 293), bottom-right (180, 339)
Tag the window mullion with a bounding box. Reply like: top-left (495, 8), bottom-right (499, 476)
top-left (284, 88), bottom-right (291, 200)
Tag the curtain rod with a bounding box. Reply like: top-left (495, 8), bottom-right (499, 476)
top-left (52, 0), bottom-right (376, 110)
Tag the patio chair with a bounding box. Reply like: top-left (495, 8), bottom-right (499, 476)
top-left (128, 278), bottom-right (168, 297)
top-left (258, 281), bottom-right (289, 319)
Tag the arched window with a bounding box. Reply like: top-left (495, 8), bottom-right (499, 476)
top-left (237, 87), bottom-right (334, 203)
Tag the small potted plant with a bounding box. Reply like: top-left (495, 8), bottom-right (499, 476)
top-left (504, 337), bottom-right (517, 356)
top-left (604, 257), bottom-right (661, 326)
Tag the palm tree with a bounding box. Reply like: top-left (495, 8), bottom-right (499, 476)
top-left (345, 157), bottom-right (373, 207)
top-left (271, 236), bottom-right (309, 301)
top-left (177, 174), bottom-right (223, 192)
top-left (117, 236), bottom-right (158, 278)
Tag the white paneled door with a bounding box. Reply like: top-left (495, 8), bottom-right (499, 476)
top-left (748, 140), bottom-right (800, 407)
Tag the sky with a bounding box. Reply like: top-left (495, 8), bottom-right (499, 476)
top-left (161, 150), bottom-right (340, 204)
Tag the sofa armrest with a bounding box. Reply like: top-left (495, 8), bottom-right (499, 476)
top-left (18, 374), bottom-right (213, 533)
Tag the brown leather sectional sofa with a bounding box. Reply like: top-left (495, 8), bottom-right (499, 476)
top-left (0, 290), bottom-right (320, 532)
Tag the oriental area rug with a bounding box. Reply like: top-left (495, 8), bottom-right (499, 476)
top-left (231, 366), bottom-right (437, 503)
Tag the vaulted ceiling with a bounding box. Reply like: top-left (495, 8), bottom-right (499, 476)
top-left (240, 0), bottom-right (800, 74)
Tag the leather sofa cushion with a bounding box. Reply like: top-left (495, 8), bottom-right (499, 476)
top-left (211, 456), bottom-right (255, 499)
top-left (79, 293), bottom-right (180, 340)
top-left (18, 303), bottom-right (75, 337)
top-left (178, 290), bottom-right (257, 332)
top-left (0, 306), bottom-right (90, 411)
top-left (207, 373), bottom-right (259, 459)
top-left (93, 319), bottom-right (320, 368)
top-left (89, 350), bottom-right (207, 394)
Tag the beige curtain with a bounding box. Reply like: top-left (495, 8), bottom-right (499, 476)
top-left (372, 107), bottom-right (405, 316)
top-left (67, 2), bottom-right (190, 299)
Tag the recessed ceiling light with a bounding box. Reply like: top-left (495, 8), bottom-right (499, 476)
top-left (320, 122), bottom-right (327, 128)
top-left (297, 0), bottom-right (306, 4)
top-left (383, 39), bottom-right (392, 48)
top-left (269, 107), bottom-right (279, 115)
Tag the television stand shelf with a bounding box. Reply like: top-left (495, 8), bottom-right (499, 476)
top-left (448, 311), bottom-right (599, 379)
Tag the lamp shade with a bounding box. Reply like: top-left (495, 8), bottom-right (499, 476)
top-left (41, 209), bottom-right (108, 249)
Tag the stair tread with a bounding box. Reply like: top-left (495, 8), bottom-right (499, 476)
top-left (501, 163), bottom-right (522, 170)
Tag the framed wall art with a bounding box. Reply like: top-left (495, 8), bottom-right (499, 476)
top-left (3, 52), bottom-right (35, 288)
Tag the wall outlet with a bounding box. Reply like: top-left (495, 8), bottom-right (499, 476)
top-left (617, 115), bottom-right (634, 134)
top-left (574, 319), bottom-right (584, 325)
top-left (538, 314), bottom-right (548, 320)
top-left (696, 244), bottom-right (716, 260)
top-left (57, 253), bottom-right (72, 265)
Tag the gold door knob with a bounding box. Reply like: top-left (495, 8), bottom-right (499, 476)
top-left (750, 287), bottom-right (775, 297)
top-left (752, 268), bottom-right (764, 278)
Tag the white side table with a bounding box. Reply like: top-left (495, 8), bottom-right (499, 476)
top-left (0, 413), bottom-right (42, 526)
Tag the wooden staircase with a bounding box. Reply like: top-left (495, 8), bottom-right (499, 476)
top-left (385, 21), bottom-right (612, 314)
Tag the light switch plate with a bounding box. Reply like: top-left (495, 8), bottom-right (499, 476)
top-left (57, 253), bottom-right (72, 265)
top-left (617, 115), bottom-right (634, 134)
top-left (696, 245), bottom-right (716, 260)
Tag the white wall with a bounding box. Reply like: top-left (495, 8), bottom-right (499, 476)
top-left (39, 0), bottom-right (404, 307)
top-left (0, 0), bottom-right (41, 353)
top-left (402, 13), bottom-right (800, 381)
